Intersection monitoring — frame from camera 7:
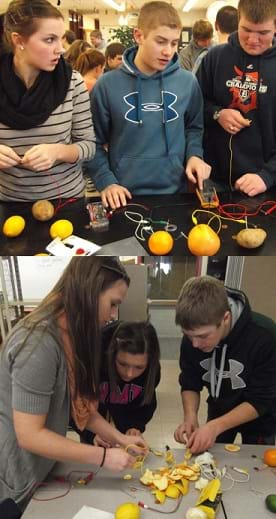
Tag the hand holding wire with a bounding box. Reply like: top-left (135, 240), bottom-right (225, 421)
top-left (218, 108), bottom-right (251, 134)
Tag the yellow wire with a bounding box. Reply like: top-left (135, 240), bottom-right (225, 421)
top-left (191, 209), bottom-right (249, 235)
top-left (229, 134), bottom-right (234, 191)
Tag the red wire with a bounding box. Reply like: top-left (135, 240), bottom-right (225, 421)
top-left (218, 200), bottom-right (276, 219)
top-left (31, 470), bottom-right (95, 502)
top-left (47, 170), bottom-right (78, 215)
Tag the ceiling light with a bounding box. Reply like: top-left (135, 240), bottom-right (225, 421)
top-left (102, 0), bottom-right (125, 11)
top-left (182, 0), bottom-right (198, 12)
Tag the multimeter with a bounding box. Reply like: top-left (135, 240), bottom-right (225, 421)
top-left (196, 184), bottom-right (219, 209)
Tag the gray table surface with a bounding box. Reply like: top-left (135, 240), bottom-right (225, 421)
top-left (22, 444), bottom-right (276, 518)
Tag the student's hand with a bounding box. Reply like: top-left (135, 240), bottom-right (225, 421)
top-left (93, 434), bottom-right (113, 448)
top-left (235, 173), bottom-right (267, 197)
top-left (185, 156), bottom-right (211, 189)
top-left (103, 447), bottom-right (136, 471)
top-left (0, 145), bottom-right (21, 168)
top-left (218, 108), bottom-right (251, 135)
top-left (100, 184), bottom-right (132, 210)
top-left (186, 421), bottom-right (220, 454)
top-left (120, 433), bottom-right (149, 455)
top-left (126, 428), bottom-right (142, 436)
top-left (21, 144), bottom-right (61, 171)
top-left (174, 418), bottom-right (199, 444)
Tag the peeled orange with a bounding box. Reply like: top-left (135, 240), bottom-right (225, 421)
top-left (148, 230), bottom-right (174, 255)
top-left (187, 224), bottom-right (220, 256)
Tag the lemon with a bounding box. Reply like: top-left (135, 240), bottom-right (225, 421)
top-left (2, 215), bottom-right (25, 238)
top-left (50, 219), bottom-right (73, 240)
top-left (115, 502), bottom-right (140, 519)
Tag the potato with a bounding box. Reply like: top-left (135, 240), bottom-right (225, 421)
top-left (236, 228), bottom-right (267, 249)
top-left (32, 200), bottom-right (55, 221)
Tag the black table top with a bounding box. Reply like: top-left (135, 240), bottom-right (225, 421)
top-left (1, 189), bottom-right (276, 256)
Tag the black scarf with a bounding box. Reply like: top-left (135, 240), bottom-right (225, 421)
top-left (0, 53), bottom-right (72, 130)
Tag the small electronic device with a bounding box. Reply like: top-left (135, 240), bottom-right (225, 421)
top-left (46, 235), bottom-right (101, 256)
top-left (86, 202), bottom-right (110, 231)
top-left (196, 183), bottom-right (219, 209)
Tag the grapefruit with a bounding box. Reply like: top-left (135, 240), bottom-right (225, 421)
top-left (187, 224), bottom-right (220, 256)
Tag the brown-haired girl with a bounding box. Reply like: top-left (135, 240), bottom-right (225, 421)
top-left (0, 0), bottom-right (95, 201)
top-left (76, 320), bottom-right (161, 445)
top-left (75, 49), bottom-right (105, 92)
top-left (0, 257), bottom-right (147, 510)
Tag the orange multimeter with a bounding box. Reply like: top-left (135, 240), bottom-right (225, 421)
top-left (196, 186), bottom-right (219, 209)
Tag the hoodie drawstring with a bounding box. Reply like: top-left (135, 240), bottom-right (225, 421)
top-left (161, 75), bottom-right (169, 155)
top-left (210, 344), bottom-right (228, 399)
top-left (136, 75), bottom-right (143, 126)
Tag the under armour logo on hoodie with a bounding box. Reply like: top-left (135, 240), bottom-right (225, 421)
top-left (200, 358), bottom-right (246, 391)
top-left (124, 91), bottom-right (179, 124)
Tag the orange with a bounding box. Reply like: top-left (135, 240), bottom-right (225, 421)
top-left (264, 449), bottom-right (276, 467)
top-left (187, 224), bottom-right (220, 256)
top-left (148, 230), bottom-right (174, 255)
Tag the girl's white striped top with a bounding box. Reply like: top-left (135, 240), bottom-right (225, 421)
top-left (0, 70), bottom-right (95, 201)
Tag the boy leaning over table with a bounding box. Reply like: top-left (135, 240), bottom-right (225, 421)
top-left (86, 1), bottom-right (211, 210)
top-left (174, 275), bottom-right (276, 454)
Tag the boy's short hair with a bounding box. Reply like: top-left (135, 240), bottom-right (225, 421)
top-left (63, 29), bottom-right (76, 45)
top-left (90, 29), bottom-right (103, 39)
top-left (105, 42), bottom-right (125, 60)
top-left (216, 6), bottom-right (238, 34)
top-left (175, 276), bottom-right (230, 330)
top-left (192, 19), bottom-right (213, 41)
top-left (238, 0), bottom-right (276, 23)
top-left (138, 1), bottom-right (182, 35)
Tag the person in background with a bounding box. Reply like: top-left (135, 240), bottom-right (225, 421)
top-left (75, 48), bottom-right (105, 92)
top-left (75, 320), bottom-right (161, 444)
top-left (63, 38), bottom-right (91, 68)
top-left (196, 0), bottom-right (276, 196)
top-left (215, 5), bottom-right (239, 44)
top-left (61, 28), bottom-right (76, 50)
top-left (0, 257), bottom-right (148, 512)
top-left (0, 0), bottom-right (94, 202)
top-left (179, 19), bottom-right (213, 71)
top-left (86, 1), bottom-right (211, 210)
top-left (90, 29), bottom-right (106, 52)
top-left (192, 6), bottom-right (238, 74)
top-left (0, 13), bottom-right (5, 55)
top-left (174, 276), bottom-right (276, 454)
top-left (105, 42), bottom-right (126, 71)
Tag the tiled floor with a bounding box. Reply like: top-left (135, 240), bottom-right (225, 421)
top-left (144, 359), bottom-right (208, 449)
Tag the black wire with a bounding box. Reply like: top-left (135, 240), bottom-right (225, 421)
top-left (221, 499), bottom-right (228, 519)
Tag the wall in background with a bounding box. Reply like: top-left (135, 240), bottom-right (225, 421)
top-left (240, 257), bottom-right (276, 321)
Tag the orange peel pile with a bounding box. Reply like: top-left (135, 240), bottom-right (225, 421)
top-left (140, 461), bottom-right (200, 504)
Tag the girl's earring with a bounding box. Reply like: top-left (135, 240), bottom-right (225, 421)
top-left (20, 45), bottom-right (24, 50)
